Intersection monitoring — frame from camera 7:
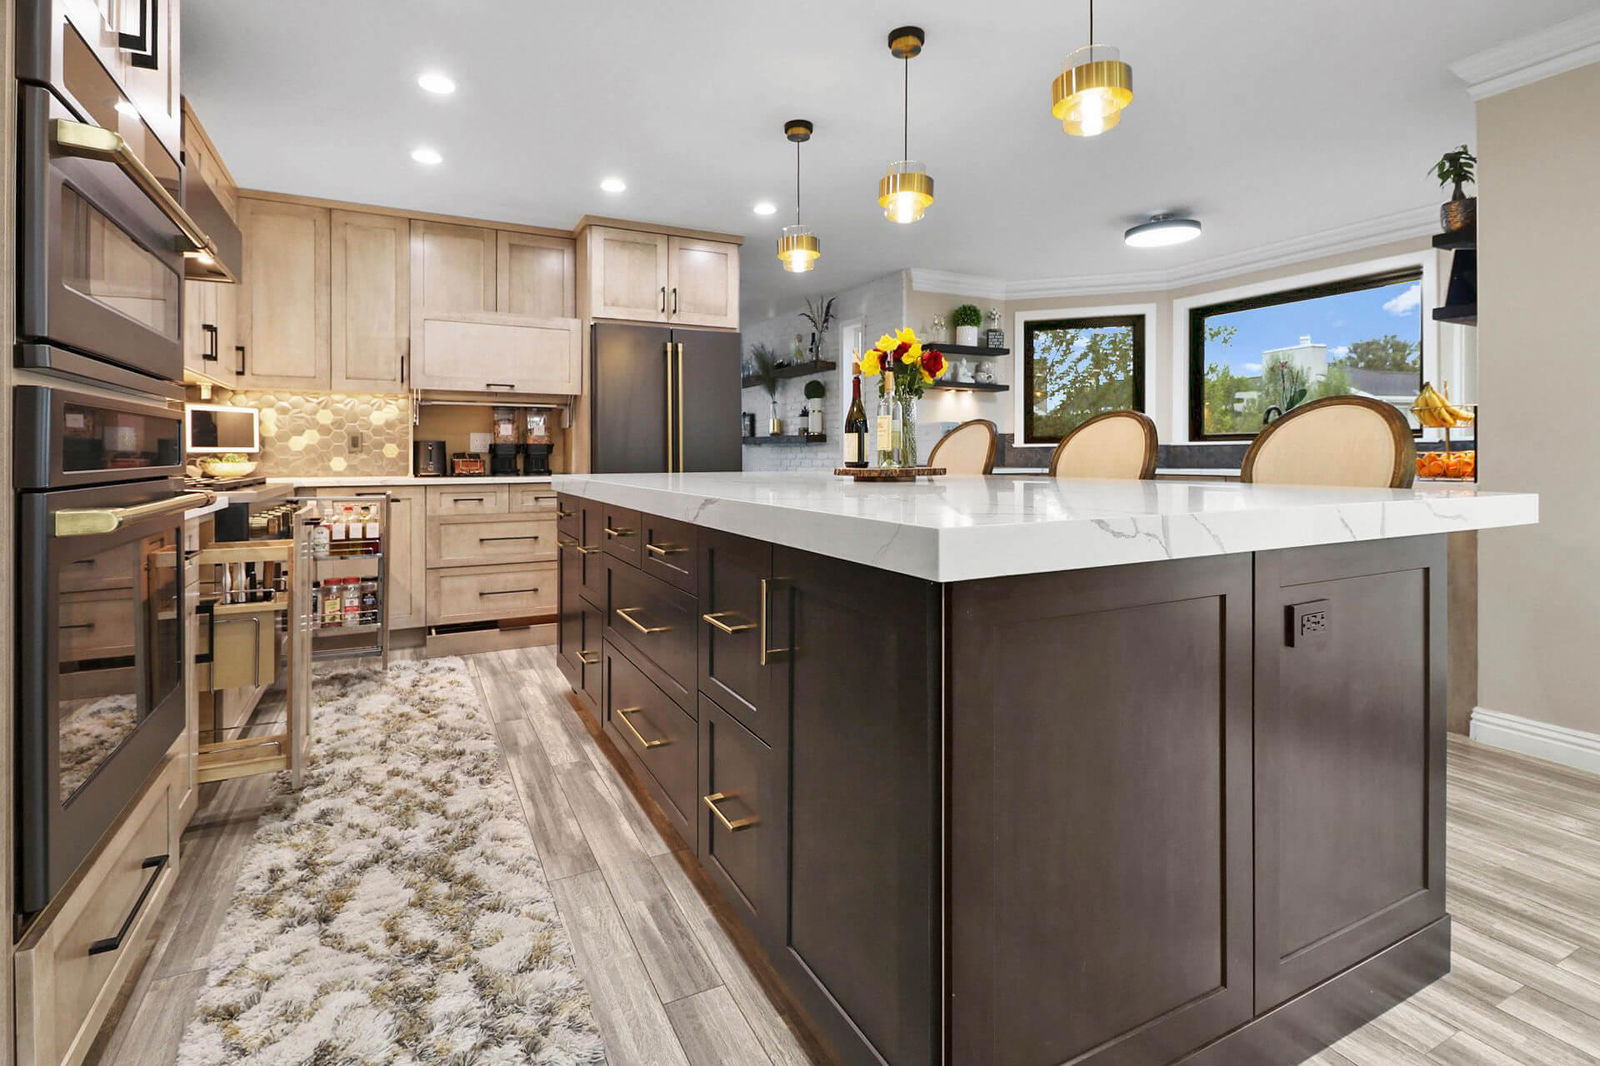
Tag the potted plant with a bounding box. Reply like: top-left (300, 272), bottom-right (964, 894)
top-left (803, 379), bottom-right (826, 436)
top-left (1433, 144), bottom-right (1476, 233)
top-left (749, 344), bottom-right (783, 434)
top-left (951, 304), bottom-right (983, 346)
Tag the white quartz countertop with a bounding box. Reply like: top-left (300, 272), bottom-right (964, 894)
top-left (552, 472), bottom-right (1538, 583)
top-left (269, 475), bottom-right (553, 487)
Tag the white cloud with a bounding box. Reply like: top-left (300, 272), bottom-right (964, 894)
top-left (1241, 362), bottom-right (1262, 374)
top-left (1331, 345), bottom-right (1350, 359)
top-left (1383, 283), bottom-right (1422, 317)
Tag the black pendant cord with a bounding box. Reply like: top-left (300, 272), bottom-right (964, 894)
top-left (794, 139), bottom-right (802, 226)
top-left (902, 56), bottom-right (910, 161)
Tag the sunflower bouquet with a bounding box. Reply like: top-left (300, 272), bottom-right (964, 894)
top-left (859, 326), bottom-right (947, 399)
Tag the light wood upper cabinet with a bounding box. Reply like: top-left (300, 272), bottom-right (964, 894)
top-left (498, 232), bottom-right (576, 318)
top-left (331, 211), bottom-right (409, 392)
top-left (412, 221), bottom-right (497, 314)
top-left (236, 198), bottom-right (331, 390)
top-left (588, 227), bottom-right (671, 322)
top-left (411, 311), bottom-right (581, 394)
top-left (182, 279), bottom-right (236, 381)
top-left (668, 237), bottom-right (739, 329)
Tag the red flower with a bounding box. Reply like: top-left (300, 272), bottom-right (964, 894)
top-left (893, 342), bottom-right (911, 359)
top-left (921, 349), bottom-right (945, 377)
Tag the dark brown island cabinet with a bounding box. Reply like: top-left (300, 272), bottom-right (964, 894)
top-left (552, 475), bottom-right (1536, 1066)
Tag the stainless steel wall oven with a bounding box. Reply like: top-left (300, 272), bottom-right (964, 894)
top-left (15, 388), bottom-right (200, 914)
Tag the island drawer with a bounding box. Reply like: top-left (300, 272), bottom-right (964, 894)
top-left (510, 486), bottom-right (560, 514)
top-left (556, 493), bottom-right (580, 537)
top-left (427, 485), bottom-right (509, 516)
top-left (606, 559), bottom-right (697, 711)
top-left (426, 562), bottom-right (555, 626)
top-left (698, 695), bottom-right (784, 939)
top-left (427, 514), bottom-right (556, 567)
top-left (600, 504), bottom-right (643, 567)
top-left (604, 645), bottom-right (698, 838)
top-left (639, 513), bottom-right (698, 593)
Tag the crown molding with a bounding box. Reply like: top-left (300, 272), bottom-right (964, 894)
top-left (1002, 204), bottom-right (1439, 301)
top-left (1450, 9), bottom-right (1600, 101)
top-left (906, 269), bottom-right (1008, 302)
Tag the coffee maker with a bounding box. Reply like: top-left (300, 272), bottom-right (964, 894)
top-left (522, 409), bottom-right (553, 476)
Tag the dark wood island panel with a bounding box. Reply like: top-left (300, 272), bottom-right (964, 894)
top-left (555, 490), bottom-right (1452, 1066)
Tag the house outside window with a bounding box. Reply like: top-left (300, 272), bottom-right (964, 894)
top-left (1189, 268), bottom-right (1424, 440)
top-left (1022, 315), bottom-right (1145, 444)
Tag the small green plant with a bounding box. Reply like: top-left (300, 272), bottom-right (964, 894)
top-left (748, 344), bottom-right (781, 399)
top-left (1432, 145), bottom-right (1476, 200)
top-left (803, 379), bottom-right (826, 401)
top-left (951, 304), bottom-right (983, 329)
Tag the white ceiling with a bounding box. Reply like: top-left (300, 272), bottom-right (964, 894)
top-left (182, 0), bottom-right (1591, 319)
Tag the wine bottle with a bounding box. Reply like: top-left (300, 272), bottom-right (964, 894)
top-left (876, 371), bottom-right (898, 467)
top-left (843, 365), bottom-right (869, 467)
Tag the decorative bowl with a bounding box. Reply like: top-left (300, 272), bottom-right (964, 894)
top-left (198, 457), bottom-right (258, 477)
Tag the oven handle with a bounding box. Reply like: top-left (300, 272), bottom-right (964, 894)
top-left (54, 492), bottom-right (213, 538)
top-left (51, 120), bottom-right (225, 272)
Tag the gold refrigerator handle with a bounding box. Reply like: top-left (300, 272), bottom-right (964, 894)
top-left (677, 342), bottom-right (686, 472)
top-left (665, 341), bottom-right (675, 472)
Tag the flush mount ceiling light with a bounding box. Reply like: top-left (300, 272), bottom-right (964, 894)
top-left (879, 26), bottom-right (934, 224)
top-left (1051, 0), bottom-right (1133, 136)
top-left (416, 71), bottom-right (457, 95)
top-left (410, 146), bottom-right (443, 165)
top-left (599, 176), bottom-right (627, 193)
top-left (753, 201), bottom-right (777, 216)
top-left (777, 119), bottom-right (821, 273)
top-left (1124, 213), bottom-right (1202, 247)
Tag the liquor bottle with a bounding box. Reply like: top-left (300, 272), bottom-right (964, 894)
top-left (843, 365), bottom-right (869, 468)
top-left (876, 372), bottom-right (899, 467)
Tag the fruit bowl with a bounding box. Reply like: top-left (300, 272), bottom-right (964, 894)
top-left (198, 456), bottom-right (258, 478)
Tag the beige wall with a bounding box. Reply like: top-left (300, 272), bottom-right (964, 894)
top-left (1476, 62), bottom-right (1600, 735)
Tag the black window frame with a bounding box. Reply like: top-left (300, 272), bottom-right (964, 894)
top-left (1187, 266), bottom-right (1425, 441)
top-left (1022, 314), bottom-right (1147, 446)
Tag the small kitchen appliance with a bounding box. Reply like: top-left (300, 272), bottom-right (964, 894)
top-left (413, 440), bottom-right (446, 477)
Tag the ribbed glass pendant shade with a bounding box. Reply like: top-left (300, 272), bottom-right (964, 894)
top-left (1052, 44), bottom-right (1133, 136)
top-left (879, 160), bottom-right (934, 225)
top-left (777, 225), bottom-right (821, 272)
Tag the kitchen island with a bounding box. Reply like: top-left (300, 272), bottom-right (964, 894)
top-left (551, 472), bottom-right (1537, 1066)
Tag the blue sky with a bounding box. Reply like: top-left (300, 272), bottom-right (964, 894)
top-left (1201, 278), bottom-right (1423, 377)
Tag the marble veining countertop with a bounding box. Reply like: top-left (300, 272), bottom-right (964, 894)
top-left (552, 472), bottom-right (1538, 582)
top-left (269, 475), bottom-right (554, 487)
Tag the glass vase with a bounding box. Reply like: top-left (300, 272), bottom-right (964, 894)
top-left (896, 394), bottom-right (920, 469)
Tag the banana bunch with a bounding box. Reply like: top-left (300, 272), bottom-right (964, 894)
top-left (1411, 381), bottom-right (1475, 429)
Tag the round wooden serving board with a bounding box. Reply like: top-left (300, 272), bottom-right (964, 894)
top-left (835, 467), bottom-right (946, 482)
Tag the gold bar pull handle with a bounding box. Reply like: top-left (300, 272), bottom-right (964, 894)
top-left (54, 492), bottom-right (214, 538)
top-left (615, 607), bottom-right (669, 635)
top-left (617, 707), bottom-right (670, 749)
top-left (575, 544), bottom-right (602, 555)
top-left (665, 341), bottom-right (675, 472)
top-left (646, 542), bottom-right (687, 556)
top-left (577, 650), bottom-right (600, 665)
top-left (703, 792), bottom-right (758, 832)
top-left (677, 341), bottom-right (686, 473)
top-left (759, 578), bottom-right (791, 665)
top-left (702, 611), bottom-right (756, 635)
top-left (604, 526), bottom-right (636, 539)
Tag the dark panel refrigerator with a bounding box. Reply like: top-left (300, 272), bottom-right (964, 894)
top-left (591, 323), bottom-right (742, 473)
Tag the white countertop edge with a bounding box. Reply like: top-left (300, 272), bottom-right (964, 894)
top-left (184, 494), bottom-right (230, 520)
top-left (267, 475), bottom-right (554, 487)
top-left (553, 474), bottom-right (1538, 583)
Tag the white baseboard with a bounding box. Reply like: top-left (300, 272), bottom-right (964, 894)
top-left (1469, 706), bottom-right (1600, 776)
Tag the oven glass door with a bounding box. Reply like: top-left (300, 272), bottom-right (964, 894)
top-left (18, 85), bottom-right (185, 382)
top-left (18, 481), bottom-right (189, 914)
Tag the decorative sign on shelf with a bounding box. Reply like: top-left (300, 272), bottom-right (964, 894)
top-left (984, 306), bottom-right (1006, 349)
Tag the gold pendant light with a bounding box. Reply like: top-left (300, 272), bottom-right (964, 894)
top-left (1051, 0), bottom-right (1133, 136)
top-left (777, 119), bottom-right (820, 273)
top-left (879, 26), bottom-right (934, 225)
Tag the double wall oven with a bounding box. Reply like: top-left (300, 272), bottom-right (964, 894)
top-left (14, 52), bottom-right (212, 914)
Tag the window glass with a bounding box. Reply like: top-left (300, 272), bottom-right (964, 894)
top-left (1191, 269), bottom-right (1423, 439)
top-left (1024, 316), bottom-right (1144, 444)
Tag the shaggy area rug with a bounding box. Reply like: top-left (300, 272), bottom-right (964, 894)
top-left (177, 657), bottom-right (605, 1066)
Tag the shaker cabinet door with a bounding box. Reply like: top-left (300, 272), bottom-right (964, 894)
top-left (588, 227), bottom-right (670, 322)
top-left (236, 198), bottom-right (331, 390)
top-left (667, 237), bottom-right (738, 329)
top-left (331, 211), bottom-right (410, 391)
top-left (696, 530), bottom-right (774, 742)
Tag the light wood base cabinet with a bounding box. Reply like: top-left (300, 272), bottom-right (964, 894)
top-left (14, 756), bottom-right (182, 1066)
top-left (426, 562), bottom-right (556, 627)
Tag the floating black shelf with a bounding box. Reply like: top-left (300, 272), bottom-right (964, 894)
top-left (933, 343), bottom-right (1010, 357)
top-left (1431, 305), bottom-right (1477, 326)
top-left (1432, 227), bottom-right (1476, 251)
top-left (743, 433), bottom-right (829, 446)
top-left (741, 360), bottom-right (837, 387)
top-left (930, 381), bottom-right (1010, 392)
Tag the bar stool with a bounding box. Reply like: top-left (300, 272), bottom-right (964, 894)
top-left (1048, 411), bottom-right (1158, 480)
top-left (1241, 396), bottom-right (1416, 488)
top-left (927, 419), bottom-right (998, 475)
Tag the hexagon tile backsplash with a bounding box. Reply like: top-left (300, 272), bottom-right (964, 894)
top-left (227, 392), bottom-right (411, 477)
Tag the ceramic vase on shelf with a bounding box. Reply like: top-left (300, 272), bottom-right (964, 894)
top-left (896, 395), bottom-right (920, 469)
top-left (768, 399), bottom-right (783, 435)
top-left (955, 324), bottom-right (979, 346)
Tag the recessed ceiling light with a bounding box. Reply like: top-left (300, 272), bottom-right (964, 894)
top-left (417, 71), bottom-right (457, 95)
top-left (753, 201), bottom-right (778, 216)
top-left (1124, 214), bottom-right (1202, 247)
top-left (600, 177), bottom-right (627, 193)
top-left (411, 146), bottom-right (443, 166)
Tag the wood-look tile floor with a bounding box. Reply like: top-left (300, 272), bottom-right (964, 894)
top-left (87, 648), bottom-right (1600, 1066)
